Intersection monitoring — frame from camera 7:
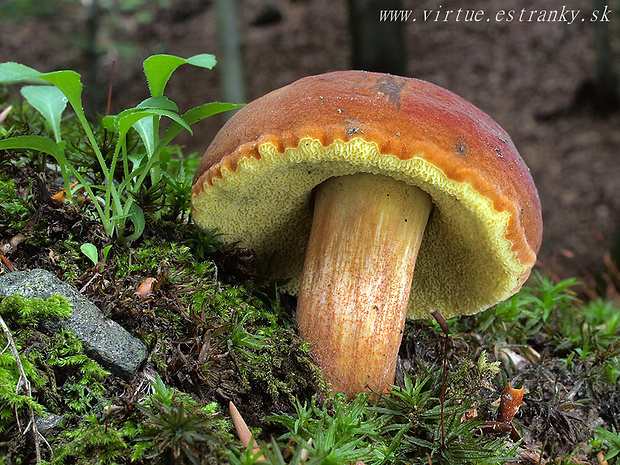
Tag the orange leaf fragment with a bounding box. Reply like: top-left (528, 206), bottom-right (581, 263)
top-left (0, 253), bottom-right (15, 272)
top-left (497, 382), bottom-right (524, 423)
top-left (51, 189), bottom-right (66, 205)
top-left (136, 277), bottom-right (157, 298)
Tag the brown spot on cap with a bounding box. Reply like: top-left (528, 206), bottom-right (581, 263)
top-left (372, 74), bottom-right (407, 108)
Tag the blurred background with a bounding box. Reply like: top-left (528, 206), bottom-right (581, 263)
top-left (0, 0), bottom-right (619, 291)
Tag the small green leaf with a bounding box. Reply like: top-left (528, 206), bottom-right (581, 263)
top-left (132, 118), bottom-right (156, 156)
top-left (101, 245), bottom-right (113, 263)
top-left (0, 62), bottom-right (42, 82)
top-left (0, 134), bottom-right (63, 157)
top-left (142, 54), bottom-right (216, 98)
top-left (136, 96), bottom-right (179, 112)
top-left (185, 54), bottom-right (217, 69)
top-left (158, 102), bottom-right (243, 150)
top-left (37, 71), bottom-right (88, 129)
top-left (101, 115), bottom-right (116, 132)
top-left (0, 63), bottom-right (88, 131)
top-left (114, 108), bottom-right (191, 137)
top-left (126, 152), bottom-right (148, 171)
top-left (20, 85), bottom-right (68, 143)
top-left (183, 102), bottom-right (244, 125)
top-left (121, 203), bottom-right (145, 244)
top-left (80, 243), bottom-right (99, 266)
top-left (143, 54), bottom-right (187, 98)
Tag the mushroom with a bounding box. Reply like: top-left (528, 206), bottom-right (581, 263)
top-left (191, 71), bottom-right (542, 398)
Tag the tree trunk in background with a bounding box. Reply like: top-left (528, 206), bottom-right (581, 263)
top-left (611, 218), bottom-right (620, 270)
top-left (592, 0), bottom-right (619, 112)
top-left (82, 0), bottom-right (102, 116)
top-left (215, 0), bottom-right (246, 115)
top-left (347, 0), bottom-right (406, 76)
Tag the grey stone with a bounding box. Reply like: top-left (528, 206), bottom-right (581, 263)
top-left (0, 269), bottom-right (147, 379)
top-left (35, 413), bottom-right (64, 437)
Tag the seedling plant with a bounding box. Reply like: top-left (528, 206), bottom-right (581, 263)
top-left (0, 54), bottom-right (241, 243)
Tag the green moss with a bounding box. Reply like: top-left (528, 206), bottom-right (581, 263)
top-left (41, 330), bottom-right (110, 414)
top-left (0, 173), bottom-right (33, 231)
top-left (116, 238), bottom-right (214, 277)
top-left (132, 376), bottom-right (234, 464)
top-left (0, 293), bottom-right (71, 327)
top-left (50, 237), bottom-right (98, 280)
top-left (110, 233), bottom-right (320, 407)
top-left (265, 373), bottom-right (520, 465)
top-left (0, 338), bottom-right (47, 434)
top-left (0, 294), bottom-right (109, 458)
top-left (41, 413), bottom-right (135, 465)
top-left (447, 350), bottom-right (501, 398)
top-left (40, 376), bottom-right (236, 465)
top-left (197, 283), bottom-right (320, 403)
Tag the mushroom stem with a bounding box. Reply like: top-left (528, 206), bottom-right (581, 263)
top-left (297, 173), bottom-right (432, 398)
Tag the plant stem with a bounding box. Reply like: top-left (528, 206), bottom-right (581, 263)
top-left (432, 309), bottom-right (450, 449)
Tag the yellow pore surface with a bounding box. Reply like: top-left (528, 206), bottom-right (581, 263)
top-left (191, 137), bottom-right (527, 320)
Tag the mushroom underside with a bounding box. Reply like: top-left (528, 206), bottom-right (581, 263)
top-left (191, 137), bottom-right (528, 320)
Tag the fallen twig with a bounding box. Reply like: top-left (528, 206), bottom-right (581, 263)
top-left (0, 315), bottom-right (42, 463)
top-left (0, 105), bottom-right (12, 125)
